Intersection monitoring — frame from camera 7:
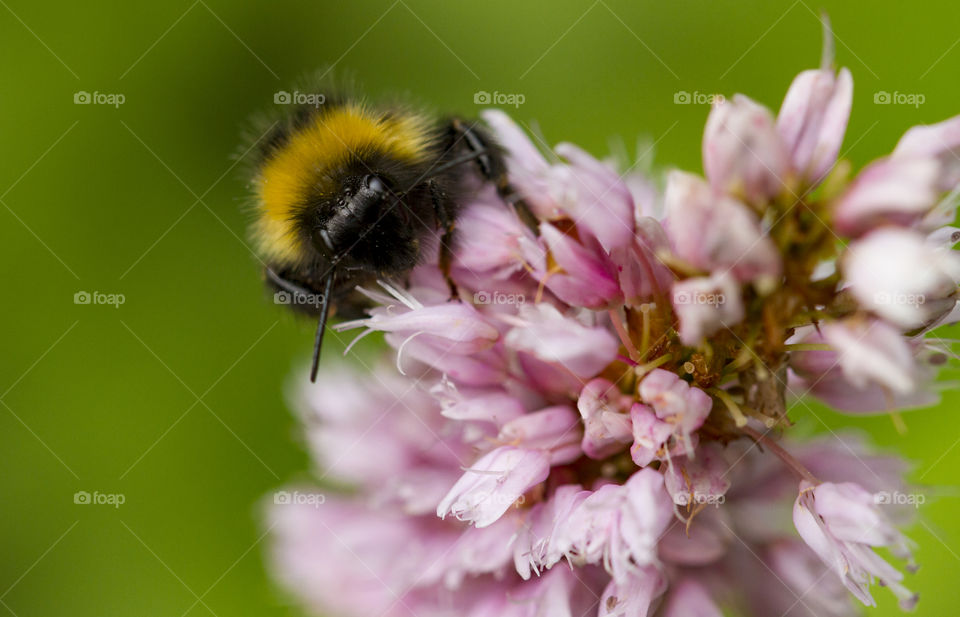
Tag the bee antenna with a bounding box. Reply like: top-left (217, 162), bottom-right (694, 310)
top-left (309, 270), bottom-right (336, 382)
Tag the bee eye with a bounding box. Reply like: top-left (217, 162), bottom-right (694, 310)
top-left (364, 174), bottom-right (388, 194)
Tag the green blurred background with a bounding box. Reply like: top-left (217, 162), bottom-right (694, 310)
top-left (2, 0), bottom-right (959, 614)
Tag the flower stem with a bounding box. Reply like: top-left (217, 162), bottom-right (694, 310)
top-left (783, 343), bottom-right (831, 352)
top-left (740, 425), bottom-right (819, 484)
top-left (890, 411), bottom-right (908, 435)
top-left (609, 309), bottom-right (640, 362)
top-left (636, 354), bottom-right (672, 378)
top-left (709, 388), bottom-right (748, 427)
top-left (640, 304), bottom-right (652, 359)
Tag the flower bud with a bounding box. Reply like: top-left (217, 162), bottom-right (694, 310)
top-left (704, 94), bottom-right (790, 207)
top-left (777, 67), bottom-right (853, 185)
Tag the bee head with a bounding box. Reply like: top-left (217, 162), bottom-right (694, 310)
top-left (252, 103), bottom-right (440, 276)
top-left (302, 167), bottom-right (433, 274)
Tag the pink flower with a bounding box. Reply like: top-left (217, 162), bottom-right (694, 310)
top-left (791, 370), bottom-right (938, 415)
top-left (437, 446), bottom-right (551, 528)
top-left (577, 378), bottom-right (634, 460)
top-left (703, 94), bottom-right (790, 206)
top-left (639, 370), bottom-right (712, 428)
top-left (660, 578), bottom-right (724, 617)
top-left (618, 218), bottom-right (676, 306)
top-left (658, 505), bottom-right (730, 566)
top-left (599, 567), bottom-right (667, 617)
top-left (777, 66), bottom-right (853, 185)
top-left (793, 481), bottom-right (917, 609)
top-left (482, 109), bottom-right (636, 252)
top-left (440, 388), bottom-right (526, 427)
top-left (451, 189), bottom-right (546, 281)
top-left (842, 226), bottom-right (960, 329)
top-left (498, 406), bottom-right (583, 464)
top-left (481, 110), bottom-right (555, 219)
top-left (671, 272), bottom-right (745, 345)
top-left (264, 53), bottom-right (945, 617)
top-left (512, 484), bottom-right (590, 579)
top-left (820, 319), bottom-right (919, 395)
top-left (555, 468), bottom-right (673, 583)
top-left (268, 498), bottom-right (460, 616)
top-left (296, 364), bottom-right (468, 512)
top-left (624, 169), bottom-right (664, 219)
top-left (662, 443), bottom-right (731, 508)
top-left (633, 369), bottom-right (713, 460)
top-left (539, 222), bottom-right (623, 308)
top-left (390, 334), bottom-right (509, 385)
top-left (503, 303), bottom-right (619, 378)
top-left (831, 157), bottom-right (941, 236)
top-left (894, 114), bottom-right (960, 191)
top-left (788, 327), bottom-right (937, 414)
top-left (663, 171), bottom-right (781, 285)
top-left (505, 566), bottom-right (606, 617)
top-left (336, 291), bottom-right (500, 354)
top-left (629, 403), bottom-right (677, 467)
top-left (551, 142), bottom-right (636, 252)
top-left (766, 540), bottom-right (857, 617)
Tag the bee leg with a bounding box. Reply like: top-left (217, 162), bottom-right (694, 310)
top-left (451, 118), bottom-right (496, 179)
top-left (265, 267), bottom-right (320, 299)
top-left (499, 183), bottom-right (540, 233)
top-left (429, 180), bottom-right (459, 300)
top-left (265, 267), bottom-right (335, 382)
top-left (450, 118), bottom-right (539, 233)
top-left (309, 272), bottom-right (335, 382)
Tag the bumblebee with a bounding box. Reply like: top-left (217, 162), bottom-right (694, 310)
top-left (247, 84), bottom-right (522, 381)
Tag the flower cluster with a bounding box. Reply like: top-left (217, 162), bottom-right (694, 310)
top-left (266, 47), bottom-right (959, 616)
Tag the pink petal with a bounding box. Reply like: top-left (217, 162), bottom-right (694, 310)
top-left (437, 446), bottom-right (551, 528)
